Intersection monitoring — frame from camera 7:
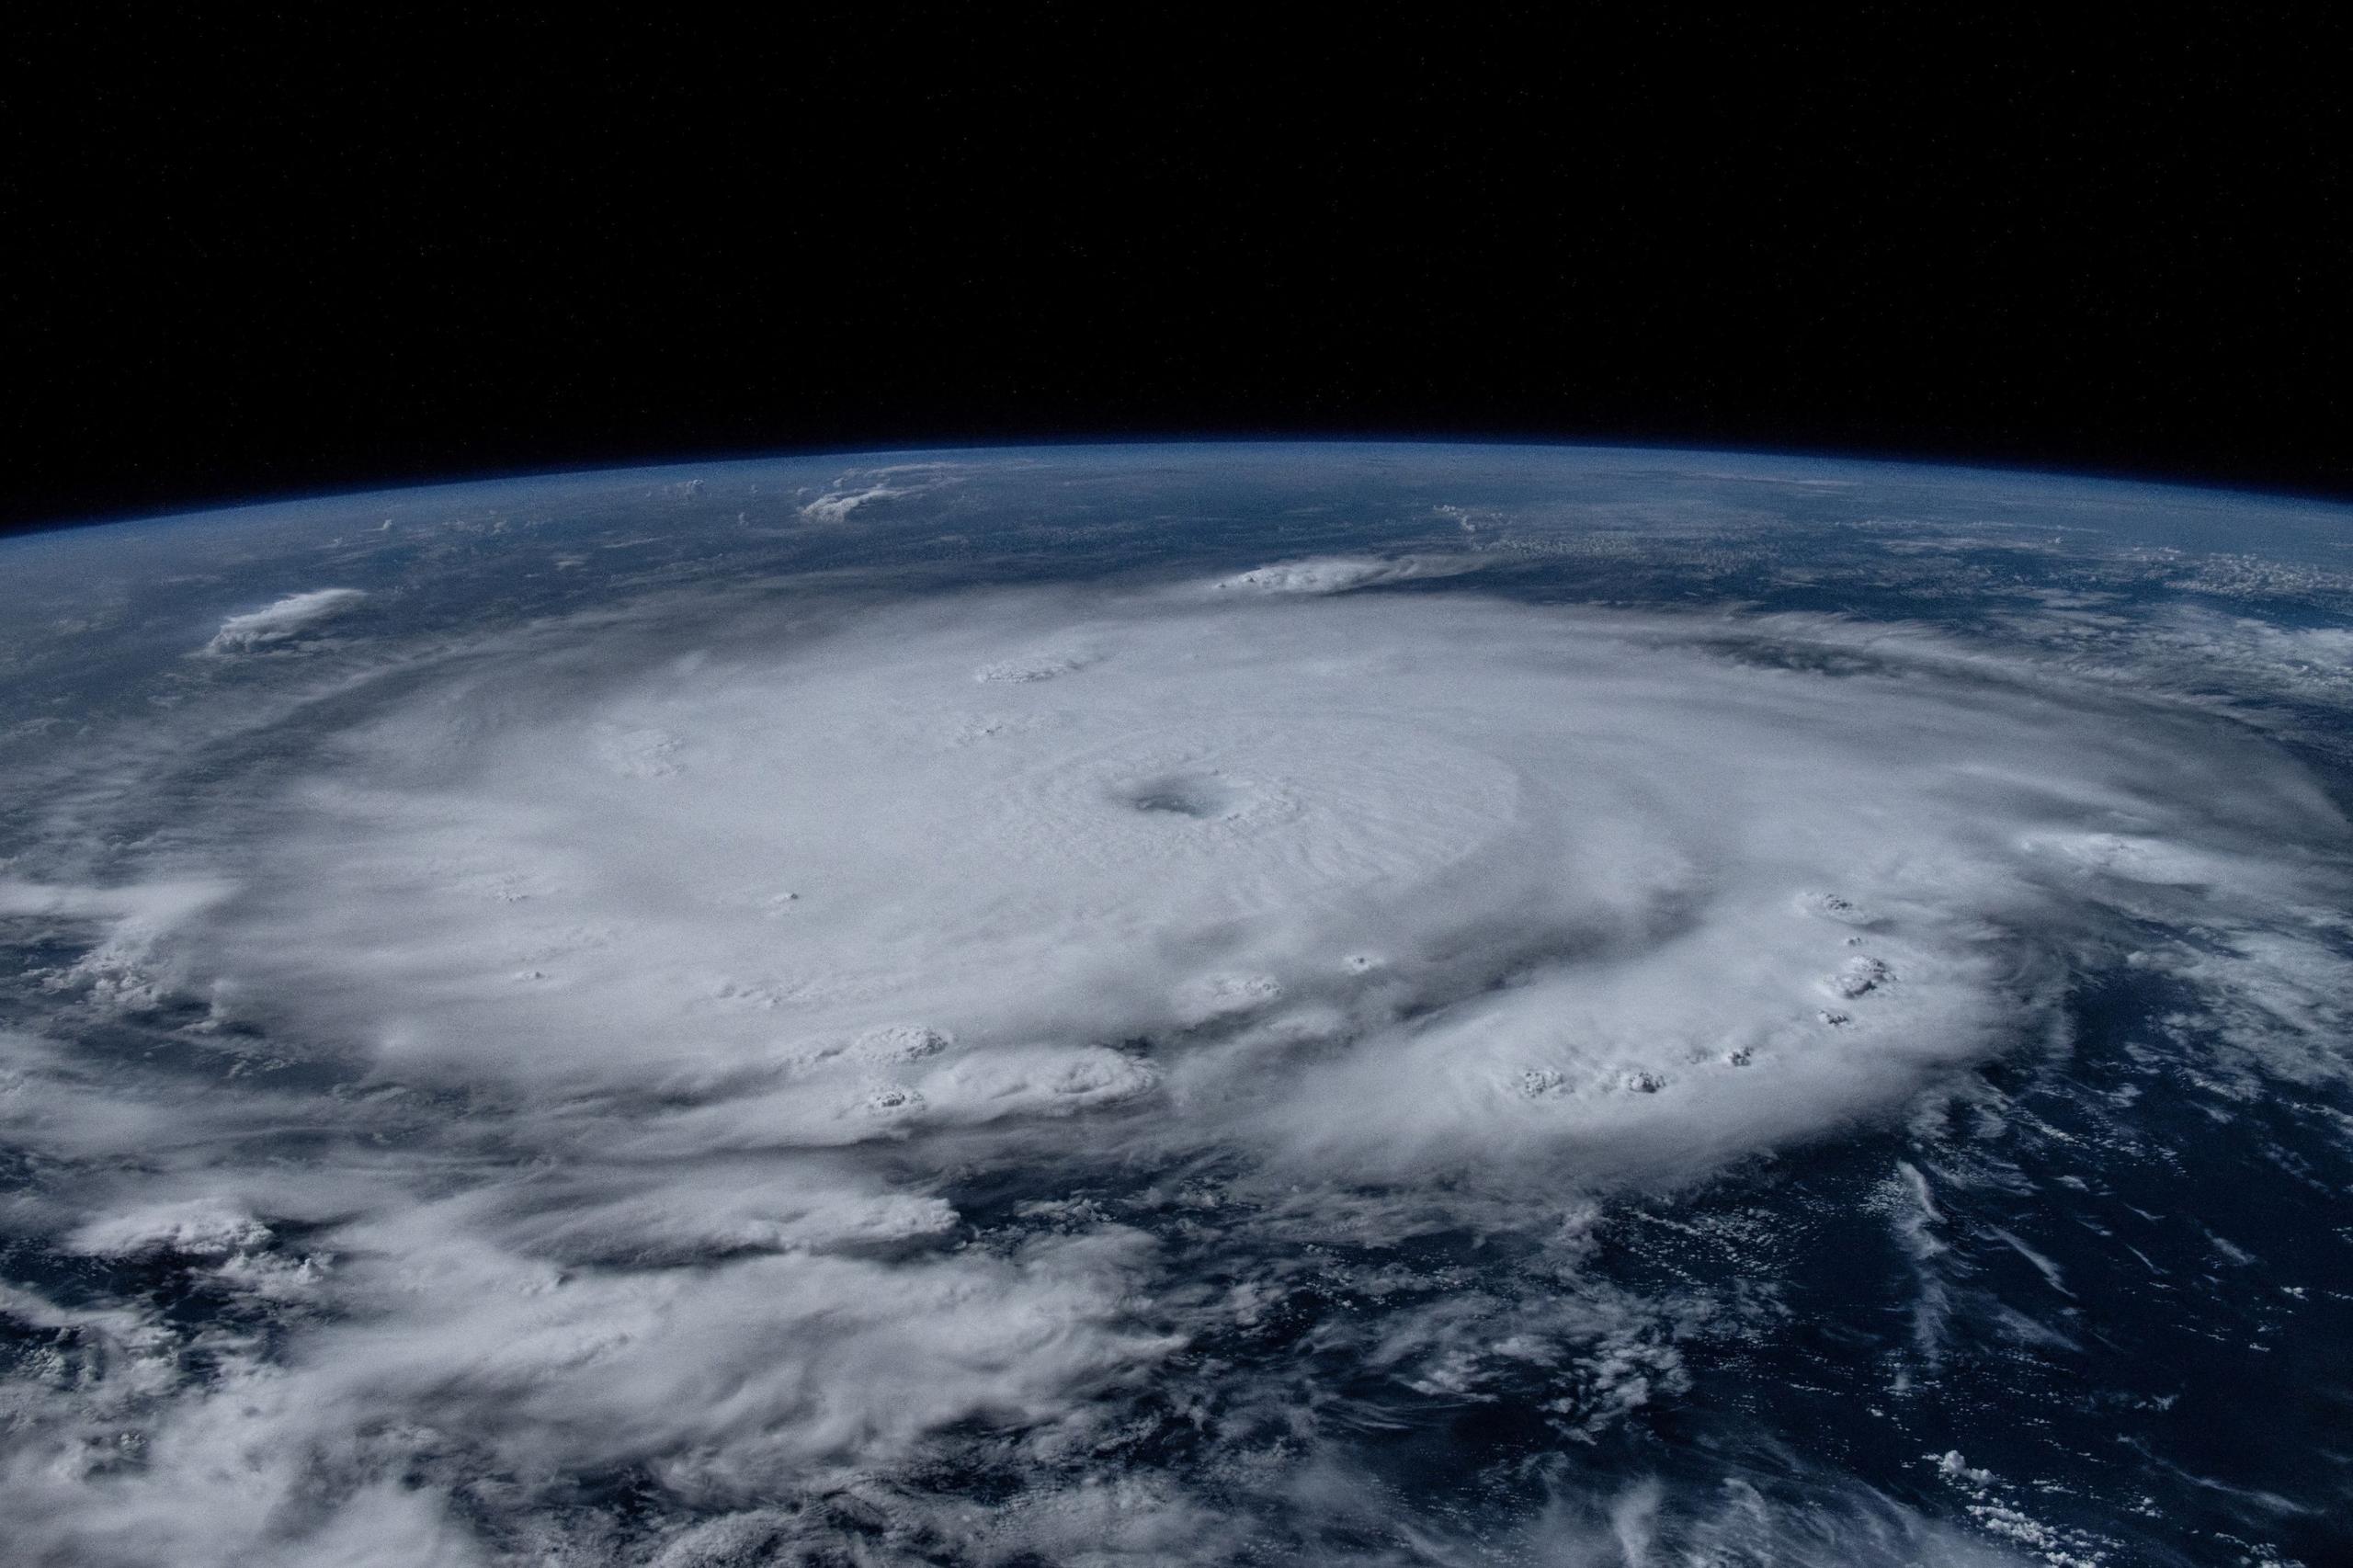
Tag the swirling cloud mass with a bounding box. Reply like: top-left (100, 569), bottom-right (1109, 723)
top-left (3, 453), bottom-right (2350, 1567)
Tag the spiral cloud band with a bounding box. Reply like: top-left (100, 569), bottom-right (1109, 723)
top-left (4, 548), bottom-right (2347, 1564)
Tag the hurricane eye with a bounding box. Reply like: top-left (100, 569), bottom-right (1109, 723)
top-left (1119, 772), bottom-right (1236, 819)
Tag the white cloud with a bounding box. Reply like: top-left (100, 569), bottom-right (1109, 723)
top-left (1205, 553), bottom-right (1477, 595)
top-left (6, 572), bottom-right (2347, 1561)
top-left (202, 587), bottom-right (366, 653)
top-left (181, 591), bottom-right (2346, 1168)
top-left (67, 1196), bottom-right (273, 1257)
top-left (795, 463), bottom-right (958, 522)
top-left (798, 482), bottom-right (905, 522)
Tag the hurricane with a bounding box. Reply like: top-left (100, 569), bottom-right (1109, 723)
top-left (4, 445), bottom-right (2348, 1566)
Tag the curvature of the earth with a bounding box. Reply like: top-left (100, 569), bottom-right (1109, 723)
top-left (2, 444), bottom-right (2349, 1566)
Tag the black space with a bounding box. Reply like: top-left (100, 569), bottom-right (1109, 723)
top-left (6, 12), bottom-right (2349, 534)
